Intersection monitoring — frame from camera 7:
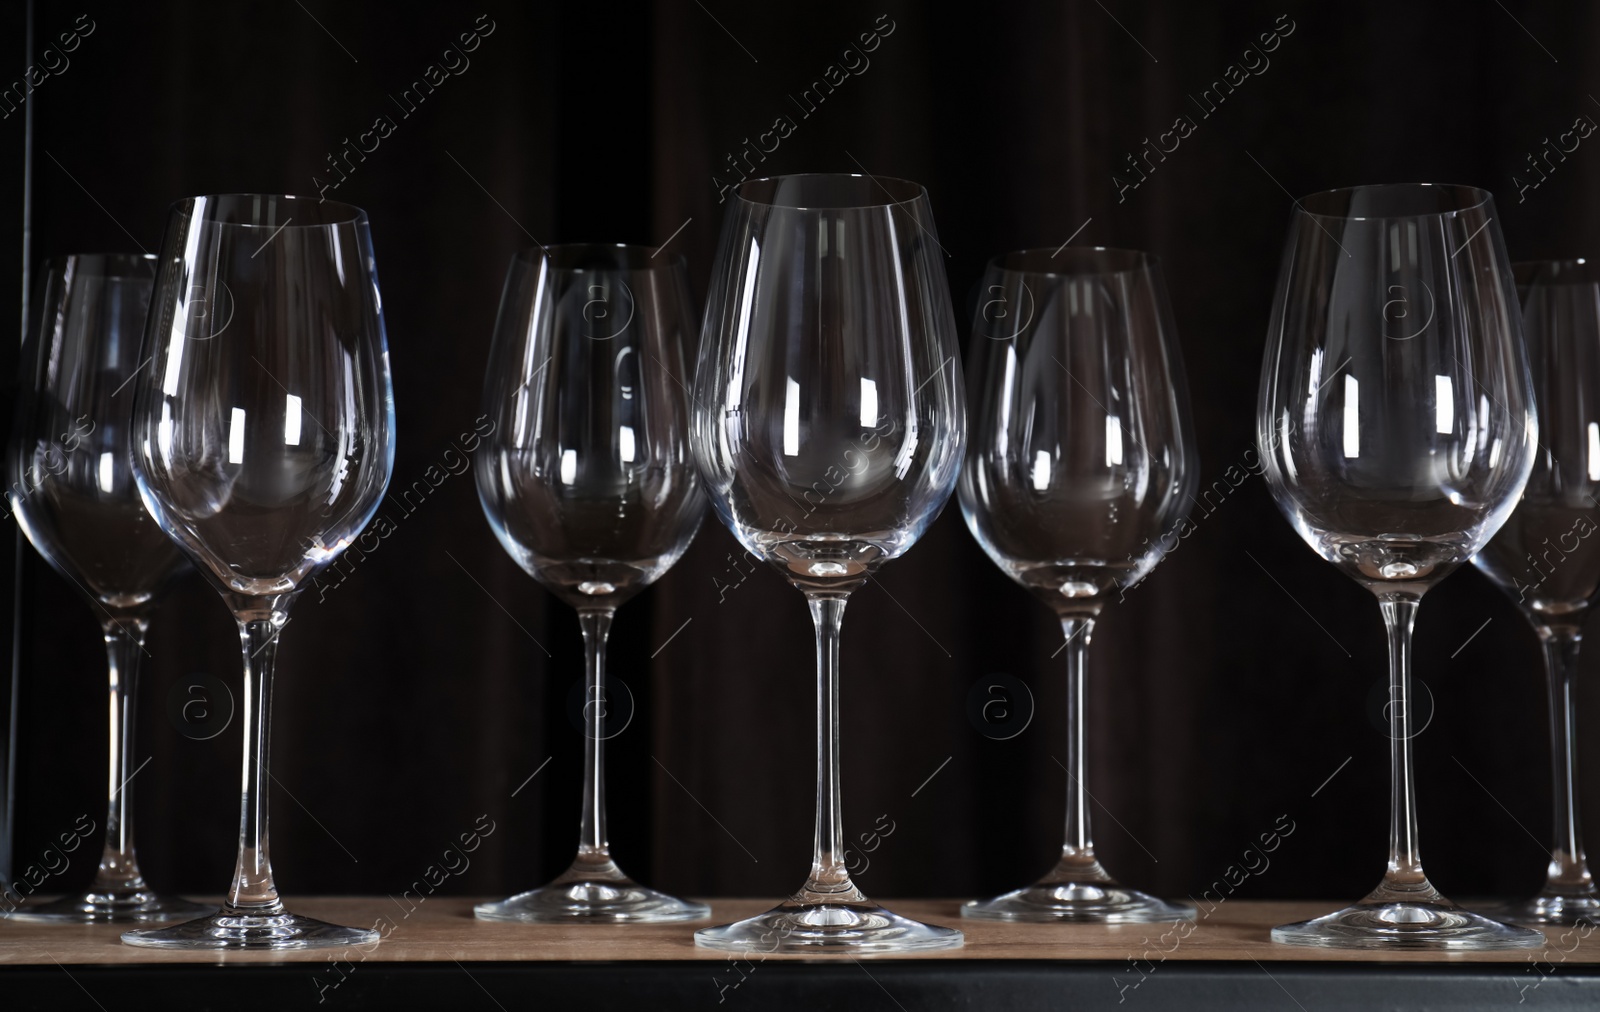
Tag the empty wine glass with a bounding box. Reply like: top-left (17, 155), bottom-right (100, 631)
top-left (120, 195), bottom-right (395, 950)
top-left (958, 247), bottom-right (1198, 922)
top-left (1472, 258), bottom-right (1600, 926)
top-left (474, 244), bottom-right (708, 923)
top-left (5, 253), bottom-right (208, 923)
top-left (1257, 183), bottom-right (1543, 949)
top-left (690, 173), bottom-right (965, 953)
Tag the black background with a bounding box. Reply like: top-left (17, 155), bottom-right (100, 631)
top-left (3, 0), bottom-right (1599, 911)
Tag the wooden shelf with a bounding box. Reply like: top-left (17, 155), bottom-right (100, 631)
top-left (1, 897), bottom-right (1592, 966)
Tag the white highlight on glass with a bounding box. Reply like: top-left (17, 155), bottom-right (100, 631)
top-left (560, 449), bottom-right (577, 485)
top-left (1105, 415), bottom-right (1124, 467)
top-left (619, 424), bottom-right (636, 464)
top-left (228, 407), bottom-right (246, 465)
top-left (1343, 375), bottom-right (1360, 459)
top-left (284, 393), bottom-right (303, 446)
top-left (783, 376), bottom-right (801, 457)
top-left (1434, 375), bottom-right (1453, 435)
top-left (1031, 450), bottom-right (1052, 491)
top-left (98, 452), bottom-right (114, 494)
top-left (726, 238), bottom-right (760, 412)
top-left (157, 403), bottom-right (173, 458)
top-left (859, 377), bottom-right (878, 429)
top-left (1588, 422), bottom-right (1600, 482)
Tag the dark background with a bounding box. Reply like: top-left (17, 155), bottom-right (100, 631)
top-left (3, 0), bottom-right (1599, 910)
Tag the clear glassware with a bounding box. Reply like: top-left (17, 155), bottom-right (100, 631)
top-left (958, 247), bottom-right (1198, 923)
top-left (473, 244), bottom-right (708, 924)
top-left (5, 253), bottom-right (209, 923)
top-left (689, 173), bottom-right (965, 953)
top-left (1472, 258), bottom-right (1600, 926)
top-left (1257, 183), bottom-right (1544, 950)
top-left (120, 195), bottom-right (396, 950)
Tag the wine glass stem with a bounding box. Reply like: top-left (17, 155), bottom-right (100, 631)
top-left (1537, 625), bottom-right (1594, 894)
top-left (803, 593), bottom-right (854, 899)
top-left (577, 609), bottom-right (614, 861)
top-left (1061, 616), bottom-right (1097, 862)
top-left (228, 613), bottom-right (287, 916)
top-left (93, 617), bottom-right (150, 894)
top-left (1376, 594), bottom-right (1434, 901)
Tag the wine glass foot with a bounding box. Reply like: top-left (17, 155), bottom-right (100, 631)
top-left (121, 911), bottom-right (380, 950)
top-left (695, 897), bottom-right (963, 953)
top-left (5, 890), bottom-right (213, 924)
top-left (1272, 901), bottom-right (1546, 950)
top-left (962, 880), bottom-right (1193, 923)
top-left (475, 879), bottom-right (709, 924)
top-left (1483, 894), bottom-right (1600, 927)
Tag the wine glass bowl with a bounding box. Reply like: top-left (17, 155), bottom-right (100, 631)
top-left (690, 172), bottom-right (965, 952)
top-left (1260, 184), bottom-right (1535, 597)
top-left (121, 195), bottom-right (395, 950)
top-left (691, 173), bottom-right (965, 593)
top-left (5, 253), bottom-right (207, 923)
top-left (958, 247), bottom-right (1198, 922)
top-left (473, 243), bottom-right (708, 924)
top-left (131, 197), bottom-right (394, 597)
top-left (1472, 257), bottom-right (1600, 926)
top-left (1258, 183), bottom-right (1543, 949)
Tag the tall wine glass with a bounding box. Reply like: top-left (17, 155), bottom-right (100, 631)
top-left (120, 195), bottom-right (395, 950)
top-left (5, 253), bottom-right (208, 923)
top-left (690, 173), bottom-right (965, 953)
top-left (474, 243), bottom-right (708, 923)
top-left (1472, 258), bottom-right (1600, 926)
top-left (1257, 183), bottom-right (1543, 949)
top-left (958, 247), bottom-right (1198, 922)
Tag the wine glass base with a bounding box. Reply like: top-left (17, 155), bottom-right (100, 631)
top-left (1482, 894), bottom-right (1600, 927)
top-left (5, 890), bottom-right (214, 925)
top-left (695, 897), bottom-right (963, 954)
top-left (1272, 901), bottom-right (1547, 950)
top-left (121, 911), bottom-right (380, 950)
top-left (475, 880), bottom-right (710, 924)
top-left (962, 881), bottom-right (1194, 923)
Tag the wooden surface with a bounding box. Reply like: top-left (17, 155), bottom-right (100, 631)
top-left (0, 898), bottom-right (1594, 966)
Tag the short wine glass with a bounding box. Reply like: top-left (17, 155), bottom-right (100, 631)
top-left (121, 195), bottom-right (395, 950)
top-left (5, 253), bottom-right (209, 923)
top-left (473, 243), bottom-right (708, 924)
top-left (1257, 183), bottom-right (1543, 949)
top-left (958, 247), bottom-right (1198, 923)
top-left (1472, 257), bottom-right (1600, 926)
top-left (690, 173), bottom-right (965, 953)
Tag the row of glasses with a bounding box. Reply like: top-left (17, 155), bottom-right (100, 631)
top-left (8, 178), bottom-right (1595, 953)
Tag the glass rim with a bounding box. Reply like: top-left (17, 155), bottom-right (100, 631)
top-left (512, 242), bottom-right (687, 273)
top-left (734, 172), bottom-right (927, 210)
top-left (168, 193), bottom-right (368, 229)
top-left (1514, 257), bottom-right (1600, 286)
top-left (42, 251), bottom-right (157, 277)
top-left (1294, 182), bottom-right (1493, 221)
top-left (987, 245), bottom-right (1160, 277)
